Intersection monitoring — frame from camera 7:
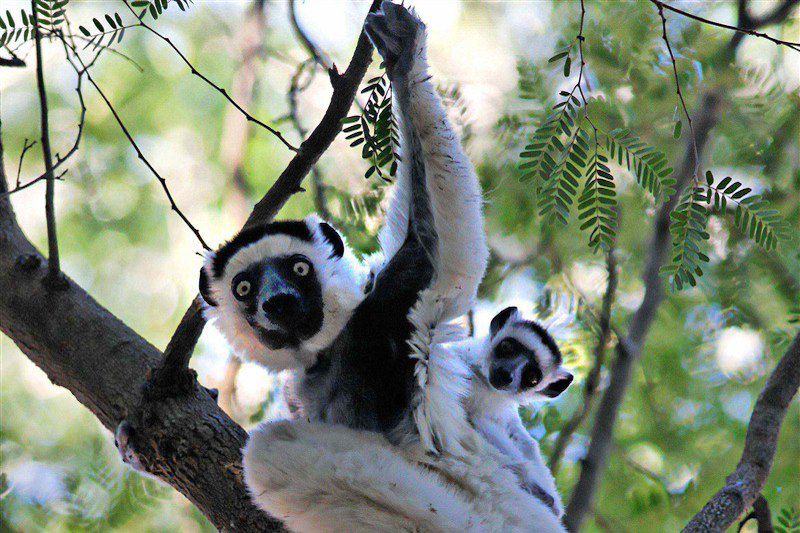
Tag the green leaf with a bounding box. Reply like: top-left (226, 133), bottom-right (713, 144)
top-left (563, 56), bottom-right (571, 77)
top-left (673, 120), bottom-right (682, 139)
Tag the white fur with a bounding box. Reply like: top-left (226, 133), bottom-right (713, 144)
top-left (406, 289), bottom-right (476, 456)
top-left (378, 21), bottom-right (488, 322)
top-left (453, 320), bottom-right (566, 518)
top-left (244, 420), bottom-right (566, 533)
top-left (383, 12), bottom-right (488, 459)
top-left (203, 215), bottom-right (367, 372)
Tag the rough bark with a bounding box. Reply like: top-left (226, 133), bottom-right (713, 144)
top-left (0, 1), bottom-right (381, 529)
top-left (0, 200), bottom-right (279, 531)
top-left (684, 333), bottom-right (800, 532)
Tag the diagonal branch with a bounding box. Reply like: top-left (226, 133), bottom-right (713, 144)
top-left (684, 333), bottom-right (800, 532)
top-left (549, 246), bottom-right (617, 474)
top-left (121, 0), bottom-right (297, 152)
top-left (139, 0), bottom-right (380, 403)
top-left (650, 0), bottom-right (800, 52)
top-left (60, 36), bottom-right (211, 251)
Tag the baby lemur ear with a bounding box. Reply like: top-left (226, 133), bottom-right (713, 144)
top-left (540, 368), bottom-right (573, 398)
top-left (490, 306), bottom-right (518, 338)
top-left (199, 266), bottom-right (218, 307)
top-left (318, 222), bottom-right (345, 259)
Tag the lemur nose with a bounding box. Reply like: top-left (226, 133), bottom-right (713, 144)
top-left (263, 293), bottom-right (300, 323)
top-left (490, 368), bottom-right (513, 389)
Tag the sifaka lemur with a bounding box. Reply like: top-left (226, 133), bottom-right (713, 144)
top-left (455, 306), bottom-right (574, 518)
top-left (199, 3), bottom-right (566, 531)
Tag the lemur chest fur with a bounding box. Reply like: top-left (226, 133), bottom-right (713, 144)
top-left (300, 238), bottom-right (435, 435)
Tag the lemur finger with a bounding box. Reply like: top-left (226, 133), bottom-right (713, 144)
top-left (364, 13), bottom-right (402, 59)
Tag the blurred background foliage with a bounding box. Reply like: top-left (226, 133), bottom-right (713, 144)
top-left (1, 0), bottom-right (798, 531)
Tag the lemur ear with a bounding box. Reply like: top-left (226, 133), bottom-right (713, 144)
top-left (490, 306), bottom-right (518, 338)
top-left (318, 222), bottom-right (345, 259)
top-left (199, 266), bottom-right (218, 307)
top-left (540, 368), bottom-right (573, 398)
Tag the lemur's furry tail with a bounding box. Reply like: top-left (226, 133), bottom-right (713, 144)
top-left (406, 289), bottom-right (478, 457)
top-left (243, 420), bottom-right (475, 533)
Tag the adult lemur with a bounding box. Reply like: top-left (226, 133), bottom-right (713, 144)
top-left (456, 306), bottom-right (574, 518)
top-left (201, 3), bottom-right (563, 531)
top-left (200, 0), bottom-right (486, 453)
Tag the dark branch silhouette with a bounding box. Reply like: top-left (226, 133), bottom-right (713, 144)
top-left (650, 0), bottom-right (800, 52)
top-left (563, 0), bottom-right (797, 527)
top-left (32, 0), bottom-right (65, 288)
top-left (684, 333), bottom-right (799, 532)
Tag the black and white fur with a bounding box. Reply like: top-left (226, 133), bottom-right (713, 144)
top-left (201, 2), bottom-right (486, 453)
top-left (201, 4), bottom-right (568, 530)
top-left (456, 306), bottom-right (574, 518)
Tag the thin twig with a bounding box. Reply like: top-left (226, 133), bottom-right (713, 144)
top-left (121, 0), bottom-right (298, 152)
top-left (684, 333), bottom-right (799, 532)
top-left (650, 0), bottom-right (800, 53)
top-left (59, 36), bottom-right (210, 251)
top-left (16, 139), bottom-right (36, 188)
top-left (286, 58), bottom-right (331, 220)
top-left (32, 0), bottom-right (64, 287)
top-left (655, 2), bottom-right (701, 183)
top-left (289, 0), bottom-right (331, 70)
top-left (0, 170), bottom-right (67, 200)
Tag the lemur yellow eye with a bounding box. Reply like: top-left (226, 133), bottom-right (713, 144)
top-left (235, 280), bottom-right (251, 298)
top-left (293, 260), bottom-right (310, 277)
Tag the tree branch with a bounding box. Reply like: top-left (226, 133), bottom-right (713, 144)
top-left (32, 0), bottom-right (65, 288)
top-left (549, 247), bottom-right (617, 475)
top-left (0, 196), bottom-right (281, 531)
top-left (289, 0), bottom-right (331, 70)
top-left (684, 333), bottom-right (799, 532)
top-left (650, 0), bottom-right (800, 52)
top-left (60, 37), bottom-right (211, 251)
top-left (563, 4), bottom-right (798, 527)
top-left (122, 0), bottom-right (297, 152)
top-left (737, 495), bottom-right (775, 533)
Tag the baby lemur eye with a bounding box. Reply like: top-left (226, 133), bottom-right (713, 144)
top-left (496, 339), bottom-right (515, 357)
top-left (232, 274), bottom-right (252, 300)
top-left (292, 258), bottom-right (311, 277)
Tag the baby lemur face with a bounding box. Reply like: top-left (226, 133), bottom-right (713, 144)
top-left (485, 306), bottom-right (573, 402)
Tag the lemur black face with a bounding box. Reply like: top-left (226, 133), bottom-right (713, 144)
top-left (232, 254), bottom-right (324, 350)
top-left (488, 337), bottom-right (542, 392)
top-left (485, 308), bottom-right (573, 399)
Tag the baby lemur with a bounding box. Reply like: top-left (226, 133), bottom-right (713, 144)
top-left (456, 306), bottom-right (573, 517)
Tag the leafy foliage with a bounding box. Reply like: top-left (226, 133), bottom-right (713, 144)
top-left (663, 186), bottom-right (710, 289)
top-left (606, 128), bottom-right (676, 202)
top-left (342, 72), bottom-right (399, 182)
top-left (0, 7), bottom-right (35, 46)
top-left (78, 11), bottom-right (128, 49)
top-left (577, 140), bottom-right (617, 252)
top-left (776, 507), bottom-right (800, 533)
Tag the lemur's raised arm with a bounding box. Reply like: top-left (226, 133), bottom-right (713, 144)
top-left (365, 4), bottom-right (488, 320)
